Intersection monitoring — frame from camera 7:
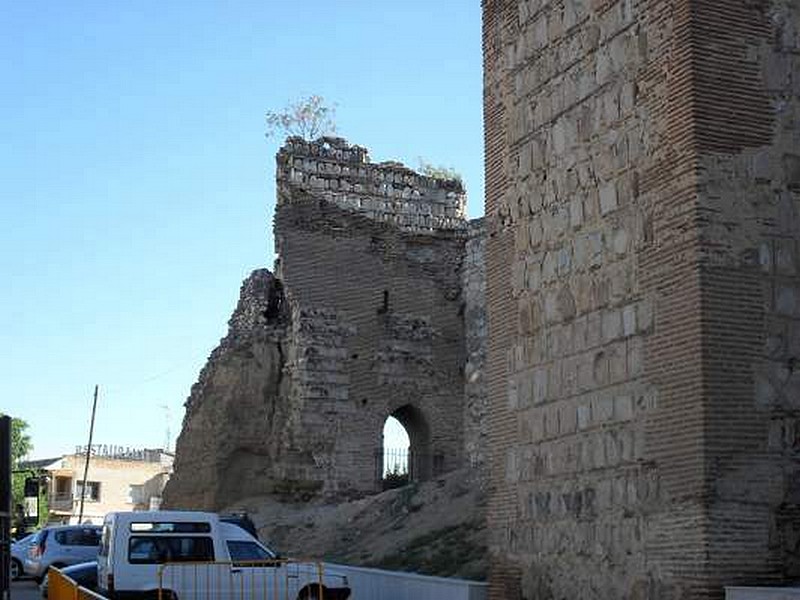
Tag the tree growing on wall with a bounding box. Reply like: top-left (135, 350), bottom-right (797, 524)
top-left (417, 158), bottom-right (463, 184)
top-left (265, 95), bottom-right (337, 141)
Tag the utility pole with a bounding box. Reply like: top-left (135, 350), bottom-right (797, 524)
top-left (78, 385), bottom-right (99, 524)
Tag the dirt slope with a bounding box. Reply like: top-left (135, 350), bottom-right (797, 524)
top-left (225, 469), bottom-right (487, 581)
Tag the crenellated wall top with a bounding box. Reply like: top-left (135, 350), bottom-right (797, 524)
top-left (276, 136), bottom-right (467, 232)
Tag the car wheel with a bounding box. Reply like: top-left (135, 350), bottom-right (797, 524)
top-left (10, 559), bottom-right (21, 580)
top-left (298, 585), bottom-right (326, 600)
top-left (155, 589), bottom-right (178, 600)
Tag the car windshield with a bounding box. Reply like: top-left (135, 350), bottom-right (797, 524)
top-left (226, 541), bottom-right (276, 562)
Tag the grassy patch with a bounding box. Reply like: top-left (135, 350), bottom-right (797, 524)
top-left (368, 521), bottom-right (487, 579)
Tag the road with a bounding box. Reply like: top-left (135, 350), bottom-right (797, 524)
top-left (10, 578), bottom-right (40, 600)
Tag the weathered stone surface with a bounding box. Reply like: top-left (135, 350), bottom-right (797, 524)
top-left (163, 269), bottom-right (292, 509)
top-left (464, 219), bottom-right (488, 472)
top-left (274, 138), bottom-right (475, 496)
top-left (165, 138), bottom-right (488, 509)
top-left (483, 0), bottom-right (800, 598)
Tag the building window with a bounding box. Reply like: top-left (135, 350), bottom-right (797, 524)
top-left (76, 481), bottom-right (101, 502)
top-left (128, 484), bottom-right (144, 505)
top-left (54, 476), bottom-right (72, 500)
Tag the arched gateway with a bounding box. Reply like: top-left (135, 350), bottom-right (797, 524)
top-left (379, 404), bottom-right (436, 487)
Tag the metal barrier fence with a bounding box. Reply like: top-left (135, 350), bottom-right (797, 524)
top-left (381, 448), bottom-right (408, 477)
top-left (158, 559), bottom-right (336, 600)
top-left (47, 561), bottom-right (486, 600)
top-left (48, 567), bottom-right (107, 600)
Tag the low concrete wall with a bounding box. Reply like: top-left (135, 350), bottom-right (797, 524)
top-left (327, 563), bottom-right (487, 600)
top-left (727, 587), bottom-right (800, 600)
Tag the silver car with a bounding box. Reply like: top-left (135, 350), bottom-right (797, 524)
top-left (11, 532), bottom-right (37, 579)
top-left (23, 525), bottom-right (102, 582)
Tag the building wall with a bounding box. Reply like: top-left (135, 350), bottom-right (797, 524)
top-left (482, 0), bottom-right (800, 598)
top-left (47, 453), bottom-right (171, 524)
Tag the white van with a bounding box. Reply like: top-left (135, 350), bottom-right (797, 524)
top-left (97, 511), bottom-right (350, 600)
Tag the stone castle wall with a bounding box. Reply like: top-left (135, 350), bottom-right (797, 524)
top-left (164, 139), bottom-right (486, 508)
top-left (463, 218), bottom-right (488, 471)
top-left (164, 270), bottom-right (293, 509)
top-left (482, 0), bottom-right (800, 599)
top-left (274, 138), bottom-right (474, 496)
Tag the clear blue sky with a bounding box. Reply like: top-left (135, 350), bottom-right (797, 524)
top-left (1, 1), bottom-right (484, 459)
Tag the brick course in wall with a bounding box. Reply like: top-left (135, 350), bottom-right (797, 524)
top-left (482, 0), bottom-right (800, 598)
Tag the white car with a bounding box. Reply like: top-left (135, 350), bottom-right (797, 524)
top-left (98, 510), bottom-right (350, 600)
top-left (11, 533), bottom-right (37, 580)
top-left (24, 525), bottom-right (102, 582)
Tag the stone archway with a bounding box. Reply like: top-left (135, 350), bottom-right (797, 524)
top-left (386, 404), bottom-right (432, 483)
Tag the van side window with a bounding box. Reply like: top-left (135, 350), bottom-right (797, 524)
top-left (56, 528), bottom-right (101, 546)
top-left (128, 536), bottom-right (214, 564)
top-left (130, 522), bottom-right (211, 533)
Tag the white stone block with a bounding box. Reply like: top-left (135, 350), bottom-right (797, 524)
top-left (622, 304), bottom-right (637, 336)
top-left (599, 182), bottom-right (618, 215)
top-left (636, 300), bottom-right (653, 332)
top-left (593, 395), bottom-right (614, 423)
top-left (602, 309), bottom-right (622, 342)
top-left (614, 395), bottom-right (634, 421)
top-left (613, 228), bottom-right (629, 256)
top-left (776, 285), bottom-right (797, 316)
top-left (570, 196), bottom-right (584, 229)
top-left (533, 367), bottom-right (549, 404)
top-left (508, 377), bottom-right (519, 410)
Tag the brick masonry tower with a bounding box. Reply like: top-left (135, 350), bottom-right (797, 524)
top-left (482, 0), bottom-right (800, 598)
top-left (273, 137), bottom-right (473, 496)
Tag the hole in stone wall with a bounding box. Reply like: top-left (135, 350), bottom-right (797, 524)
top-left (377, 290), bottom-right (389, 314)
top-left (263, 279), bottom-right (284, 320)
top-left (376, 404), bottom-right (433, 490)
top-left (382, 416), bottom-right (410, 489)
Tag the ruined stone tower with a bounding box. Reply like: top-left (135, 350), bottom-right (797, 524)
top-left (272, 137), bottom-right (477, 494)
top-left (164, 138), bottom-right (486, 509)
top-left (482, 0), bottom-right (800, 598)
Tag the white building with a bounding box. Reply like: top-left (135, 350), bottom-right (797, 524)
top-left (25, 448), bottom-right (173, 524)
